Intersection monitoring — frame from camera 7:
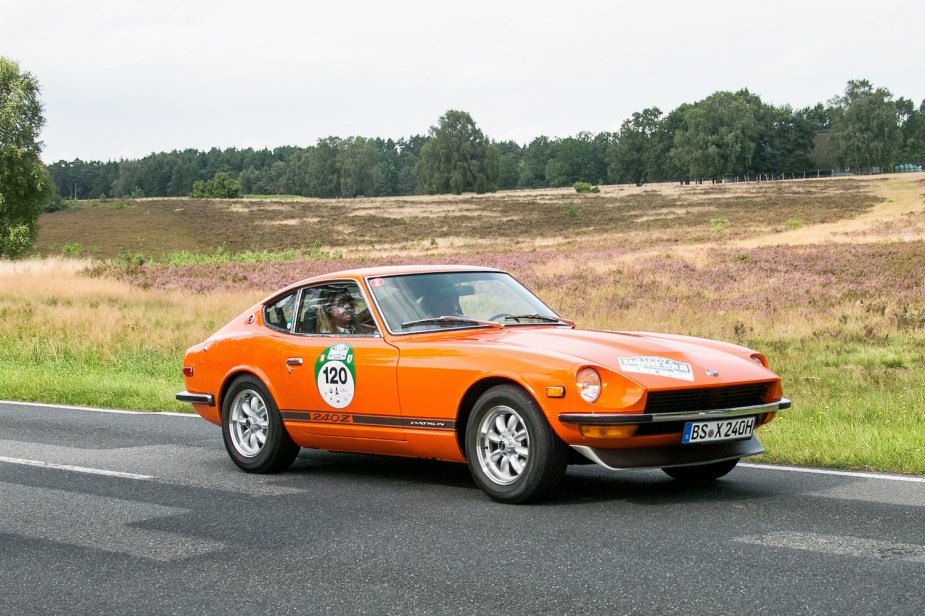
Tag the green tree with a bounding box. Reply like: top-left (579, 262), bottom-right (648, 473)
top-left (750, 100), bottom-right (814, 174)
top-left (797, 103), bottom-right (833, 132)
top-left (415, 110), bottom-right (499, 194)
top-left (0, 57), bottom-right (53, 257)
top-left (828, 79), bottom-right (901, 171)
top-left (238, 166), bottom-right (259, 194)
top-left (337, 137), bottom-right (380, 197)
top-left (544, 132), bottom-right (611, 187)
top-left (396, 135), bottom-right (426, 195)
top-left (670, 90), bottom-right (760, 180)
top-left (305, 137), bottom-right (340, 197)
top-left (607, 107), bottom-right (663, 185)
top-left (897, 98), bottom-right (925, 162)
top-left (111, 161), bottom-right (144, 197)
top-left (650, 103), bottom-right (690, 181)
top-left (518, 136), bottom-right (552, 188)
top-left (494, 140), bottom-right (522, 190)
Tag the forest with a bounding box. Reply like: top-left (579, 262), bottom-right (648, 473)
top-left (47, 79), bottom-right (925, 204)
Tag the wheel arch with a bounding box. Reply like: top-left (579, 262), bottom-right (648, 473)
top-left (218, 368), bottom-right (278, 413)
top-left (455, 376), bottom-right (539, 460)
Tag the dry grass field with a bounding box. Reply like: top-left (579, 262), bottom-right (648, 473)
top-left (5, 173), bottom-right (925, 473)
top-left (36, 177), bottom-right (881, 259)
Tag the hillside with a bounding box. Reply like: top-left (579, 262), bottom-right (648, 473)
top-left (35, 175), bottom-right (914, 261)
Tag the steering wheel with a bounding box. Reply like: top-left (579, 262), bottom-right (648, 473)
top-left (488, 313), bottom-right (515, 322)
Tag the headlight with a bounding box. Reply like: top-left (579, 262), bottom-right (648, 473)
top-left (750, 353), bottom-right (768, 368)
top-left (576, 367), bottom-right (601, 403)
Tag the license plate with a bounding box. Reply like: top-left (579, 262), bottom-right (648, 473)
top-left (682, 416), bottom-right (755, 444)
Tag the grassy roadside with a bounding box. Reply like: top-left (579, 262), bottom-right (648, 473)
top-left (0, 259), bottom-right (256, 413)
top-left (757, 336), bottom-right (924, 473)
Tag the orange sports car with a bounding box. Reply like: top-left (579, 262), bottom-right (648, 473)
top-left (177, 265), bottom-right (789, 503)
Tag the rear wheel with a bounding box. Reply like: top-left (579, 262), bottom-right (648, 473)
top-left (465, 385), bottom-right (568, 503)
top-left (221, 375), bottom-right (299, 473)
top-left (662, 458), bottom-right (739, 482)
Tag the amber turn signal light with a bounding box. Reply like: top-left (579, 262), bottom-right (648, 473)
top-left (579, 425), bottom-right (638, 439)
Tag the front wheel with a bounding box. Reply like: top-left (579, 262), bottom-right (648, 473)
top-left (221, 375), bottom-right (299, 473)
top-left (465, 385), bottom-right (568, 503)
top-left (662, 458), bottom-right (739, 482)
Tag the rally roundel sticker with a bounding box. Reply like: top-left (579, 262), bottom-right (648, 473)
top-left (315, 343), bottom-right (356, 408)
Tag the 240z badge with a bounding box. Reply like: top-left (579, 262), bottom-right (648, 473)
top-left (315, 343), bottom-right (356, 408)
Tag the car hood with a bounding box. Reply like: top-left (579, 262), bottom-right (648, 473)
top-left (493, 327), bottom-right (774, 388)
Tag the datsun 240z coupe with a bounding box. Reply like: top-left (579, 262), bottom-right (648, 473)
top-left (177, 265), bottom-right (790, 503)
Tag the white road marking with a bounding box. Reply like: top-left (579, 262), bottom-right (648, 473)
top-left (0, 441), bottom-right (306, 497)
top-left (0, 399), bottom-right (196, 417)
top-left (0, 455), bottom-right (153, 480)
top-left (736, 532), bottom-right (925, 562)
top-left (741, 462), bottom-right (925, 483)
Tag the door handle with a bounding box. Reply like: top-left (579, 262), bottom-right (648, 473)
top-left (286, 358), bottom-right (303, 366)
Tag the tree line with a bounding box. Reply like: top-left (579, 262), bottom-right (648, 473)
top-left (41, 79), bottom-right (925, 204)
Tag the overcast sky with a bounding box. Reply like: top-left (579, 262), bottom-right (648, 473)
top-left (3, 0), bottom-right (923, 163)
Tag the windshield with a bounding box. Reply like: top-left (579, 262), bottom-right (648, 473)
top-left (366, 271), bottom-right (564, 334)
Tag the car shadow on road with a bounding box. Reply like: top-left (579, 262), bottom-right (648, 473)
top-left (551, 464), bottom-right (771, 506)
top-left (281, 450), bottom-right (771, 506)
top-left (287, 449), bottom-right (476, 489)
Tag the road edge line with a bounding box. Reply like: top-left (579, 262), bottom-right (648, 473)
top-left (0, 399), bottom-right (196, 417)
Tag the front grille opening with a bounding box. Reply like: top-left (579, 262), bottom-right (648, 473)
top-left (644, 382), bottom-right (773, 414)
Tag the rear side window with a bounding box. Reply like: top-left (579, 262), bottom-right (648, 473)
top-left (264, 292), bottom-right (296, 332)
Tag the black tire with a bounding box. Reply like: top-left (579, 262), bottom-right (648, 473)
top-left (465, 385), bottom-right (568, 503)
top-left (662, 458), bottom-right (739, 482)
top-left (221, 375), bottom-right (299, 473)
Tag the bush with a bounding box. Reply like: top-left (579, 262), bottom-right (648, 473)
top-left (44, 194), bottom-right (69, 213)
top-left (3, 224), bottom-right (34, 259)
top-left (191, 172), bottom-right (241, 199)
top-left (573, 182), bottom-right (600, 194)
top-left (710, 218), bottom-right (730, 233)
top-left (61, 242), bottom-right (83, 257)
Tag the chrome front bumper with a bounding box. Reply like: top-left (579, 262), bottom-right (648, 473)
top-left (558, 398), bottom-right (791, 426)
top-left (572, 436), bottom-right (765, 470)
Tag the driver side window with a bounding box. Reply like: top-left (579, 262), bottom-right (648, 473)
top-left (295, 282), bottom-right (379, 336)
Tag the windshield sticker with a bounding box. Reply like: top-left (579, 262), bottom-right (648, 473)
top-left (619, 356), bottom-right (694, 381)
top-left (315, 343), bottom-right (356, 408)
top-left (369, 278), bottom-right (384, 288)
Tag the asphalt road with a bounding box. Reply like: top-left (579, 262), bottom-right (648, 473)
top-left (1, 401), bottom-right (923, 616)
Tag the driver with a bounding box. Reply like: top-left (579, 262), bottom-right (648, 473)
top-left (420, 288), bottom-right (462, 318)
top-left (317, 288), bottom-right (366, 334)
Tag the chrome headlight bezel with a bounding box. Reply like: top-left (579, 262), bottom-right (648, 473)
top-left (576, 367), bottom-right (602, 403)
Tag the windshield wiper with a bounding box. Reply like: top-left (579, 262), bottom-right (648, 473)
top-left (502, 314), bottom-right (575, 326)
top-left (401, 316), bottom-right (503, 330)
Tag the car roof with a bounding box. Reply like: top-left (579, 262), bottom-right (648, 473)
top-left (265, 264), bottom-right (505, 301)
